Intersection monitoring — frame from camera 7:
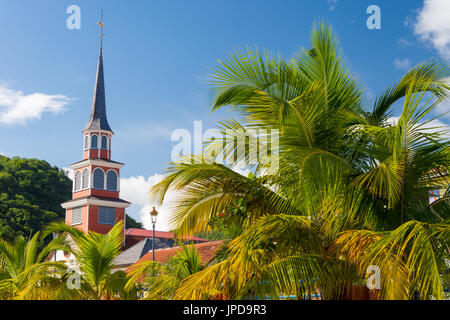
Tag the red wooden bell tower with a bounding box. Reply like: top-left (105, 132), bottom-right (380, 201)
top-left (61, 41), bottom-right (130, 234)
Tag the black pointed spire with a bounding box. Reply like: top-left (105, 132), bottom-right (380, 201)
top-left (84, 49), bottom-right (112, 132)
top-left (84, 13), bottom-right (112, 133)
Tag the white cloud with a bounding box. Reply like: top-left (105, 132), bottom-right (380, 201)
top-left (435, 77), bottom-right (450, 119)
top-left (327, 0), bottom-right (338, 11)
top-left (419, 118), bottom-right (449, 140)
top-left (0, 150), bottom-right (10, 157)
top-left (437, 98), bottom-right (450, 119)
top-left (388, 116), bottom-right (449, 139)
top-left (366, 87), bottom-right (375, 100)
top-left (397, 38), bottom-right (411, 47)
top-left (120, 174), bottom-right (173, 231)
top-left (404, 15), bottom-right (411, 27)
top-left (0, 86), bottom-right (71, 125)
top-left (120, 167), bottom-right (252, 232)
top-left (413, 0), bottom-right (450, 60)
top-left (393, 58), bottom-right (412, 71)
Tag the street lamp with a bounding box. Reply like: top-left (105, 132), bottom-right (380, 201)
top-left (52, 232), bottom-right (58, 262)
top-left (149, 207), bottom-right (158, 262)
top-left (149, 207), bottom-right (158, 278)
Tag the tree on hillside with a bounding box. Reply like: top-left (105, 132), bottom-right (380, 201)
top-left (0, 155), bottom-right (72, 243)
top-left (126, 214), bottom-right (143, 229)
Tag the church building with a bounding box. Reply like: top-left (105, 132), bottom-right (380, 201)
top-left (61, 45), bottom-right (131, 235)
top-left (54, 33), bottom-right (208, 267)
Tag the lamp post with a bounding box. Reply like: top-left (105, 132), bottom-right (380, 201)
top-left (52, 232), bottom-right (58, 262)
top-left (149, 206), bottom-right (158, 265)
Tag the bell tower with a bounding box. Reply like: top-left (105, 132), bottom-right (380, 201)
top-left (61, 19), bottom-right (130, 234)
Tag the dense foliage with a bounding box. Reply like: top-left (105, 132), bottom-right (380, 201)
top-left (0, 155), bottom-right (72, 242)
top-left (0, 222), bottom-right (137, 300)
top-left (126, 245), bottom-right (203, 300)
top-left (42, 221), bottom-right (137, 300)
top-left (0, 155), bottom-right (142, 242)
top-left (0, 231), bottom-right (67, 299)
top-left (126, 214), bottom-right (143, 229)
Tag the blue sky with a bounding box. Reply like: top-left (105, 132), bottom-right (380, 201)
top-left (0, 0), bottom-right (448, 229)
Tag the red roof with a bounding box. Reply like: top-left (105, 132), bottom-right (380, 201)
top-left (125, 228), bottom-right (207, 242)
top-left (127, 240), bottom-right (224, 274)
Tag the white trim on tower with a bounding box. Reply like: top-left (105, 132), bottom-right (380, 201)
top-left (70, 159), bottom-right (124, 170)
top-left (62, 198), bottom-right (131, 209)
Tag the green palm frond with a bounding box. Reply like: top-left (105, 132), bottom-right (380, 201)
top-left (125, 260), bottom-right (164, 291)
top-left (150, 161), bottom-right (295, 237)
top-left (77, 222), bottom-right (124, 292)
top-left (0, 231), bottom-right (69, 300)
top-left (335, 221), bottom-right (450, 299)
top-left (174, 259), bottom-right (243, 300)
top-left (371, 61), bottom-right (450, 124)
top-left (40, 220), bottom-right (136, 300)
top-left (128, 245), bottom-right (206, 300)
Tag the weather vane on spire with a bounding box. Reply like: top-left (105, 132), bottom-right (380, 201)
top-left (97, 9), bottom-right (105, 50)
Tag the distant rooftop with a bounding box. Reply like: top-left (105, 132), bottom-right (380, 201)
top-left (127, 240), bottom-right (224, 274)
top-left (125, 228), bottom-right (208, 242)
top-left (115, 238), bottom-right (172, 267)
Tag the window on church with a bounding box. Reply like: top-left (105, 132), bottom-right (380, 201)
top-left (91, 135), bottom-right (98, 149)
top-left (72, 207), bottom-right (82, 225)
top-left (93, 168), bottom-right (104, 189)
top-left (74, 171), bottom-right (81, 191)
top-left (101, 135), bottom-right (108, 149)
top-left (98, 207), bottom-right (115, 225)
top-left (84, 136), bottom-right (89, 149)
top-left (106, 170), bottom-right (117, 191)
top-left (82, 169), bottom-right (89, 189)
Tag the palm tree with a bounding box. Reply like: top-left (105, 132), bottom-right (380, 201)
top-left (150, 21), bottom-right (450, 299)
top-left (43, 220), bottom-right (137, 300)
top-left (126, 245), bottom-right (203, 299)
top-left (0, 232), bottom-right (68, 299)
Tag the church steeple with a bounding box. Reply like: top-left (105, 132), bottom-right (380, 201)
top-left (84, 11), bottom-right (111, 133)
top-left (61, 14), bottom-right (131, 236)
top-left (83, 48), bottom-right (112, 133)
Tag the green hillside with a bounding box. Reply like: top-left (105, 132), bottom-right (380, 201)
top-left (0, 155), bottom-right (142, 242)
top-left (0, 155), bottom-right (71, 242)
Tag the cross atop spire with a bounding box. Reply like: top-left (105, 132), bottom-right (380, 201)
top-left (97, 9), bottom-right (105, 52)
